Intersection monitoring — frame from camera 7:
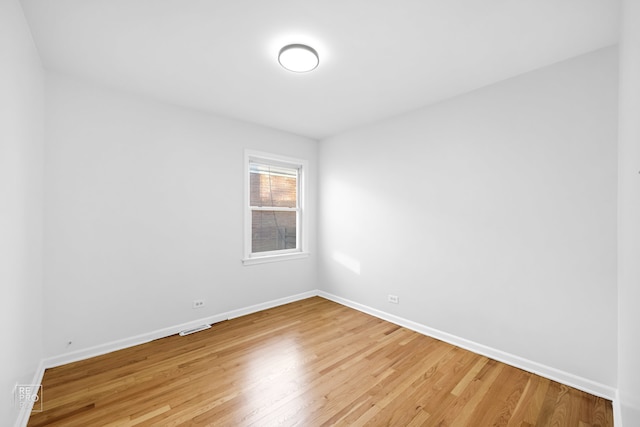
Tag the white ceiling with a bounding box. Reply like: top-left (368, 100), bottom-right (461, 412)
top-left (21, 0), bottom-right (620, 140)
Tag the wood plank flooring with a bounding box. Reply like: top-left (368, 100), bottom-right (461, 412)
top-left (28, 297), bottom-right (613, 426)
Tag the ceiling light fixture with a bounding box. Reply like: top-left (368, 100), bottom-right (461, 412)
top-left (278, 44), bottom-right (319, 73)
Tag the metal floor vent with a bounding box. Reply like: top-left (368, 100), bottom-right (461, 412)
top-left (179, 324), bottom-right (211, 336)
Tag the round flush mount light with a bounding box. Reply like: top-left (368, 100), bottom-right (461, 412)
top-left (278, 44), bottom-right (319, 73)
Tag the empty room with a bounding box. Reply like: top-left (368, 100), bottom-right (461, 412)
top-left (2, 0), bottom-right (639, 426)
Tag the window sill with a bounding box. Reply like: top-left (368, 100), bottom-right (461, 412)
top-left (242, 252), bottom-right (309, 266)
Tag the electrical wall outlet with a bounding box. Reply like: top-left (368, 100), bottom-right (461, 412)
top-left (388, 294), bottom-right (399, 304)
top-left (193, 299), bottom-right (205, 309)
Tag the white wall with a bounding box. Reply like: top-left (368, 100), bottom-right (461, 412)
top-left (618, 0), bottom-right (640, 424)
top-left (43, 73), bottom-right (317, 358)
top-left (319, 47), bottom-right (618, 388)
top-left (0, 0), bottom-right (45, 424)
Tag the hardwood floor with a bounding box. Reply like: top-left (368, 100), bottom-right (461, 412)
top-left (28, 297), bottom-right (613, 426)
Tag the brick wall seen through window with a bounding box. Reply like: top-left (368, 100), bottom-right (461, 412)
top-left (249, 164), bottom-right (298, 253)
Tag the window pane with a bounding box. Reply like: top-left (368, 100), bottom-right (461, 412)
top-left (250, 163), bottom-right (297, 208)
top-left (251, 210), bottom-right (297, 253)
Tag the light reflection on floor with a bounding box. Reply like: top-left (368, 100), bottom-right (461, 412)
top-left (243, 333), bottom-right (311, 424)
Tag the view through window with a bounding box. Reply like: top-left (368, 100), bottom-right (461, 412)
top-left (249, 162), bottom-right (299, 254)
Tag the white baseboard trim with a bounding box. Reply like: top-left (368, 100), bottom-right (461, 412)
top-left (34, 288), bottom-right (618, 422)
top-left (225, 290), bottom-right (317, 320)
top-left (614, 391), bottom-right (640, 427)
top-left (43, 290), bottom-right (317, 369)
top-left (318, 290), bottom-right (617, 401)
top-left (613, 389), bottom-right (623, 427)
top-left (14, 359), bottom-right (46, 427)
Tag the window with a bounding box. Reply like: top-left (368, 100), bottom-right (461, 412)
top-left (243, 150), bottom-right (308, 265)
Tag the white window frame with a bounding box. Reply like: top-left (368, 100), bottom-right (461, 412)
top-left (243, 150), bottom-right (309, 265)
